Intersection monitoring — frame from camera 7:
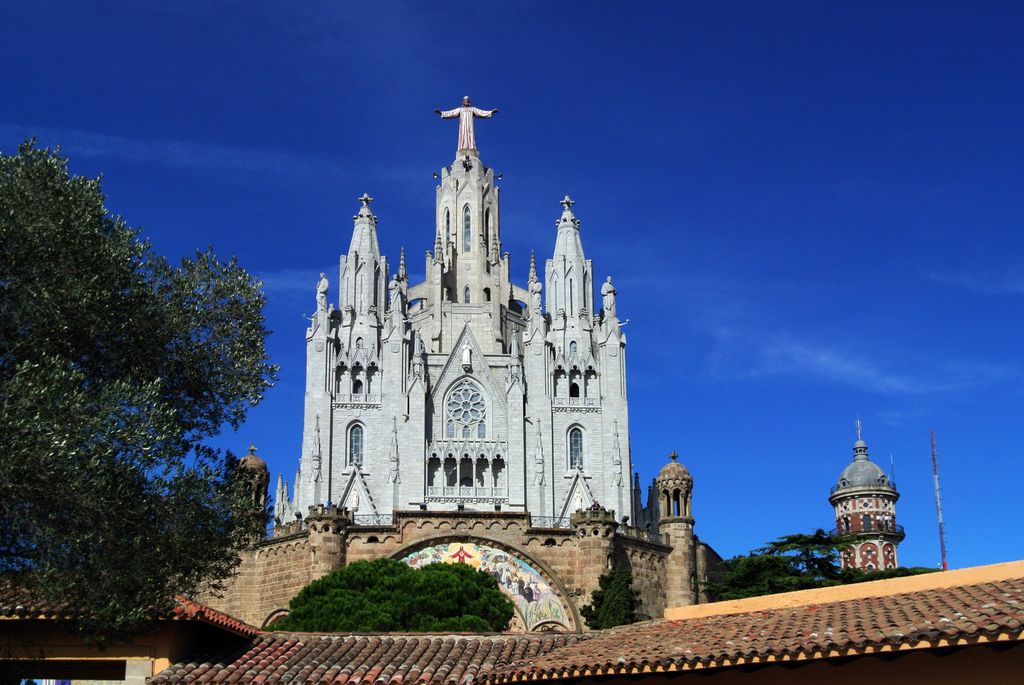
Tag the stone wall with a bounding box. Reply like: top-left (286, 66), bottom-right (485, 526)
top-left (202, 506), bottom-right (681, 629)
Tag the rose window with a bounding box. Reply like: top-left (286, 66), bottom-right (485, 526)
top-left (446, 381), bottom-right (486, 438)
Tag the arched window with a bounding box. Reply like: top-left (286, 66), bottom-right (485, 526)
top-left (447, 379), bottom-right (486, 439)
top-left (464, 286), bottom-right (470, 303)
top-left (352, 378), bottom-right (363, 394)
top-left (568, 278), bottom-right (574, 310)
top-left (568, 427), bottom-right (583, 469)
top-left (569, 341), bottom-right (577, 357)
top-left (463, 205), bottom-right (471, 252)
top-left (475, 457), bottom-right (487, 487)
top-left (355, 337), bottom-right (364, 349)
top-left (349, 425), bottom-right (364, 467)
top-left (483, 287), bottom-right (491, 302)
top-left (570, 382), bottom-right (580, 398)
top-left (484, 209), bottom-right (490, 249)
top-left (672, 489), bottom-right (681, 517)
top-left (427, 456), bottom-right (441, 487)
top-left (444, 456), bottom-right (457, 486)
top-left (444, 209), bottom-right (450, 246)
top-left (862, 514), bottom-right (872, 531)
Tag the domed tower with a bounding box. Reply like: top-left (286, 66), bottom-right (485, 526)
top-left (828, 422), bottom-right (904, 570)
top-left (655, 451), bottom-right (697, 607)
top-left (238, 443), bottom-right (270, 510)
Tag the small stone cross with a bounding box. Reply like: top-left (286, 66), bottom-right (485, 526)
top-left (560, 195), bottom-right (575, 211)
top-left (358, 193), bottom-right (374, 207)
top-left (669, 450), bottom-right (678, 462)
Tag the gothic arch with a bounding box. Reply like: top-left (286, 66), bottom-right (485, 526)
top-left (347, 421), bottom-right (365, 468)
top-left (391, 535), bottom-right (581, 633)
top-left (566, 424), bottom-right (585, 470)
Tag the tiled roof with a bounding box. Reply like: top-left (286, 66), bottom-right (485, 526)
top-left (486, 576), bottom-right (1024, 681)
top-left (0, 583), bottom-right (259, 638)
top-left (151, 633), bottom-right (583, 685)
top-left (173, 597), bottom-right (262, 638)
top-left (0, 584), bottom-right (74, 619)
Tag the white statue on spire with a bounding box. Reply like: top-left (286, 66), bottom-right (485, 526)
top-left (601, 276), bottom-right (617, 318)
top-left (435, 96), bottom-right (498, 152)
top-left (315, 272), bottom-right (329, 312)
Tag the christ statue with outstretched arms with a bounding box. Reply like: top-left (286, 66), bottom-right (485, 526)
top-left (435, 96), bottom-right (498, 152)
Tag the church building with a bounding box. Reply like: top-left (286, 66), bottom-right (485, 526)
top-left (274, 96), bottom-right (630, 525)
top-left (207, 99), bottom-right (721, 632)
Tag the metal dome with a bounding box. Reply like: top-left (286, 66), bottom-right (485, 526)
top-left (833, 438), bottom-right (895, 493)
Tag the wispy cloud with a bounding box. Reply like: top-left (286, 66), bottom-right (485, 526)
top-left (257, 268), bottom-right (322, 295)
top-left (0, 123), bottom-right (347, 178)
top-left (706, 327), bottom-right (1016, 395)
top-left (922, 268), bottom-right (1024, 296)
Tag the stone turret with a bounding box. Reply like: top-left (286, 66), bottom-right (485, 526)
top-left (238, 443), bottom-right (270, 510)
top-left (571, 503), bottom-right (619, 622)
top-left (656, 452), bottom-right (697, 608)
top-left (829, 422), bottom-right (904, 570)
top-left (306, 504), bottom-right (353, 578)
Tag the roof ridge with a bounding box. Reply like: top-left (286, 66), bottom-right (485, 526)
top-left (665, 560), bottom-right (1024, 621)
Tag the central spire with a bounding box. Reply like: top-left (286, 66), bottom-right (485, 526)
top-left (435, 96), bottom-right (498, 155)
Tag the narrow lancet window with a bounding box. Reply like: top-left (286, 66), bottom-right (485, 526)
top-left (569, 427), bottom-right (583, 469)
top-left (349, 424), bottom-right (364, 467)
top-left (463, 205), bottom-right (472, 252)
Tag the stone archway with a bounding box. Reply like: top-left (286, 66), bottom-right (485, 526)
top-left (394, 537), bottom-right (578, 633)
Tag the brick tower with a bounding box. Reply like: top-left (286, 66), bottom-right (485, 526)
top-left (828, 421), bottom-right (904, 570)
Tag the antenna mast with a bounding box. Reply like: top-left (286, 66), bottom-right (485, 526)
top-left (930, 429), bottom-right (948, 570)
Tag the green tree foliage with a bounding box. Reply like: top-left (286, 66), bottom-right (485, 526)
top-left (705, 529), bottom-right (936, 601)
top-left (0, 141), bottom-right (277, 642)
top-left (580, 566), bottom-right (640, 629)
top-left (275, 559), bottom-right (515, 632)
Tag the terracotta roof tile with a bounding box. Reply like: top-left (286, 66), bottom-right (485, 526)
top-left (0, 584), bottom-right (260, 639)
top-left (151, 633), bottom-right (583, 685)
top-left (486, 577), bottom-right (1024, 681)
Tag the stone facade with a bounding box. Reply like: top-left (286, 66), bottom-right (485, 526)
top-left (205, 115), bottom-right (722, 630)
top-left (206, 504), bottom-right (721, 630)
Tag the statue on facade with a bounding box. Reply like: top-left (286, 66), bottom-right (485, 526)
top-left (316, 272), bottom-right (329, 312)
top-left (612, 420), bottom-right (624, 487)
top-left (411, 332), bottom-right (425, 380)
top-left (534, 422), bottom-right (545, 486)
top-left (387, 417), bottom-right (401, 484)
top-left (601, 276), bottom-right (617, 318)
top-left (461, 341), bottom-right (472, 371)
top-left (435, 96), bottom-right (498, 152)
top-left (388, 273), bottom-right (402, 309)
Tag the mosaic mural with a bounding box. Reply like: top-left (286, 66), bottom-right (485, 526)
top-left (402, 542), bottom-right (571, 631)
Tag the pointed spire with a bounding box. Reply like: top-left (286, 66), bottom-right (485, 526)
top-left (434, 228), bottom-right (443, 259)
top-left (528, 250), bottom-right (538, 283)
top-left (853, 418), bottom-right (869, 461)
top-left (398, 247), bottom-right (407, 280)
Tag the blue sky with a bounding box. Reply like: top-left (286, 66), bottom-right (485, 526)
top-left (3, 2), bottom-right (1022, 569)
